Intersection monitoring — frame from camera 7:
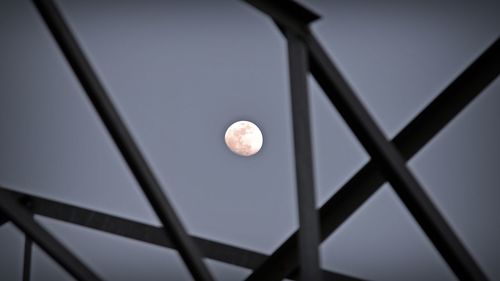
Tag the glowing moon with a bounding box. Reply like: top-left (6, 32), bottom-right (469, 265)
top-left (224, 121), bottom-right (263, 157)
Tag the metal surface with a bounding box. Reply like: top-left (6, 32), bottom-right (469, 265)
top-left (286, 29), bottom-right (322, 281)
top-left (23, 236), bottom-right (33, 281)
top-left (0, 190), bottom-right (102, 281)
top-left (0, 186), bottom-right (362, 281)
top-left (32, 0), bottom-right (214, 280)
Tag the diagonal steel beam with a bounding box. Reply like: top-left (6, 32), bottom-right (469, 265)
top-left (286, 28), bottom-right (323, 281)
top-left (0, 187), bottom-right (364, 281)
top-left (0, 190), bottom-right (102, 281)
top-left (32, 0), bottom-right (214, 280)
top-left (246, 32), bottom-right (499, 280)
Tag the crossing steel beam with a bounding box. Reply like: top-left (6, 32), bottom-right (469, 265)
top-left (0, 190), bottom-right (102, 281)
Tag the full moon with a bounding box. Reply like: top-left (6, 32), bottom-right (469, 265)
top-left (224, 121), bottom-right (263, 157)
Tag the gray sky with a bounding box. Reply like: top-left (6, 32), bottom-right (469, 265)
top-left (0, 0), bottom-right (499, 280)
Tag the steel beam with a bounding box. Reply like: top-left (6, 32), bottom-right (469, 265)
top-left (32, 0), bottom-right (214, 280)
top-left (243, 0), bottom-right (319, 37)
top-left (285, 29), bottom-right (323, 281)
top-left (0, 214), bottom-right (7, 226)
top-left (0, 190), bottom-right (101, 281)
top-left (0, 187), bottom-right (363, 281)
top-left (245, 34), bottom-right (498, 281)
top-left (23, 235), bottom-right (33, 281)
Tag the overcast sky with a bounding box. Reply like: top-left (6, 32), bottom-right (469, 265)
top-left (0, 0), bottom-right (499, 280)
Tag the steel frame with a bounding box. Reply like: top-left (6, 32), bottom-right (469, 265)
top-left (286, 29), bottom-right (323, 280)
top-left (23, 235), bottom-right (33, 281)
top-left (0, 190), bottom-right (100, 281)
top-left (0, 0), bottom-right (498, 280)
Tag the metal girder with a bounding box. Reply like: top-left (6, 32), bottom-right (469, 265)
top-left (244, 0), bottom-right (319, 37)
top-left (245, 30), bottom-right (499, 280)
top-left (0, 214), bottom-right (7, 226)
top-left (23, 235), bottom-right (33, 281)
top-left (0, 190), bottom-right (102, 281)
top-left (32, 0), bottom-right (214, 280)
top-left (0, 187), bottom-right (363, 281)
top-left (286, 28), bottom-right (322, 281)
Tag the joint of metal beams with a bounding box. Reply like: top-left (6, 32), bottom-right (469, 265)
top-left (32, 0), bottom-right (214, 280)
top-left (0, 189), bottom-right (102, 281)
top-left (306, 33), bottom-right (490, 281)
top-left (244, 0), bottom-right (319, 37)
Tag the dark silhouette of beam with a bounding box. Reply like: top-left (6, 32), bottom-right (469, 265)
top-left (32, 0), bottom-right (214, 280)
top-left (245, 33), bottom-right (499, 280)
top-left (23, 235), bottom-right (33, 281)
top-left (0, 190), bottom-right (102, 281)
top-left (244, 0), bottom-right (319, 37)
top-left (0, 187), bottom-right (363, 281)
top-left (0, 214), bottom-right (6, 226)
top-left (286, 29), bottom-right (322, 281)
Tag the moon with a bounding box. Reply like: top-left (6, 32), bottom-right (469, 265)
top-left (224, 121), bottom-right (263, 157)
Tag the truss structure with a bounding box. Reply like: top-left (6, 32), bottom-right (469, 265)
top-left (1, 0), bottom-right (499, 280)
